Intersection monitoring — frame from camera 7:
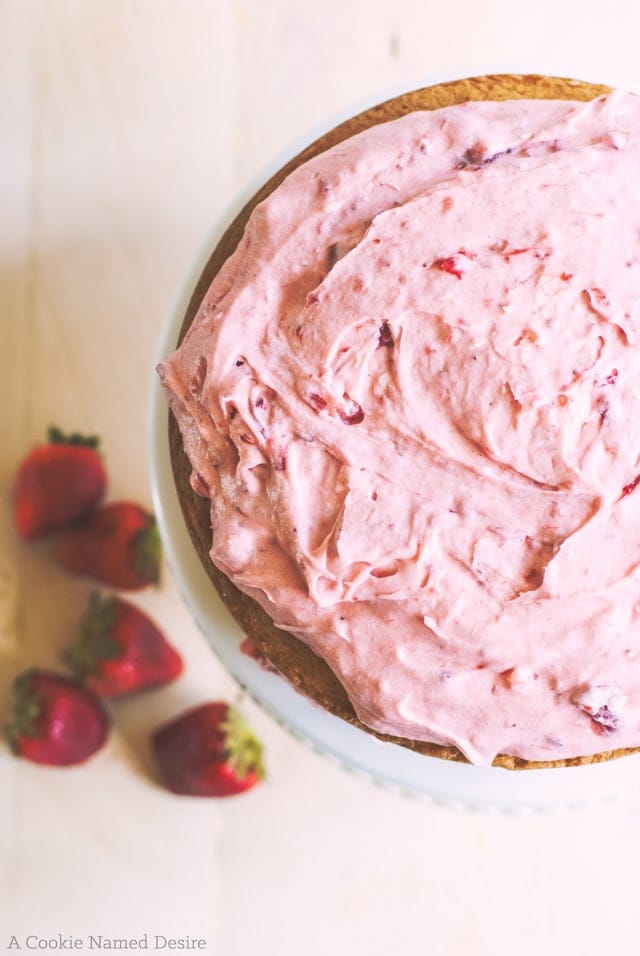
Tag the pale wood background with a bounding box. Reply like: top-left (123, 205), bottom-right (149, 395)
top-left (3, 2), bottom-right (640, 954)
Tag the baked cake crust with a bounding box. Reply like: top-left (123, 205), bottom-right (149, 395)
top-left (168, 74), bottom-right (640, 769)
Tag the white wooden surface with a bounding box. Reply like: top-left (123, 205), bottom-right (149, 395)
top-left (4, 2), bottom-right (640, 953)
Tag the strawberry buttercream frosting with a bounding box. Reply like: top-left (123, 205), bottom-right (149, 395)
top-left (159, 90), bottom-right (640, 766)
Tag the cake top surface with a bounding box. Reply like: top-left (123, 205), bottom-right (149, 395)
top-left (160, 90), bottom-right (640, 766)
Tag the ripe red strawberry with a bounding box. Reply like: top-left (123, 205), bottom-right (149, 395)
top-left (64, 593), bottom-right (183, 697)
top-left (13, 427), bottom-right (107, 540)
top-left (54, 501), bottom-right (162, 589)
top-left (4, 669), bottom-right (110, 766)
top-left (151, 702), bottom-right (265, 797)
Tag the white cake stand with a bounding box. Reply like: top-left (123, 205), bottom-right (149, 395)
top-left (148, 87), bottom-right (640, 813)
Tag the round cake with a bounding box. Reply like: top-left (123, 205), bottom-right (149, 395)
top-left (159, 74), bottom-right (640, 769)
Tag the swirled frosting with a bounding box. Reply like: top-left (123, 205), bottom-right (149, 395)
top-left (159, 91), bottom-right (640, 765)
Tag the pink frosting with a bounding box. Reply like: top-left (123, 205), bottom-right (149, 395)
top-left (159, 91), bottom-right (640, 765)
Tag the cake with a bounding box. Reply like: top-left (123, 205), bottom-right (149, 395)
top-left (159, 74), bottom-right (640, 769)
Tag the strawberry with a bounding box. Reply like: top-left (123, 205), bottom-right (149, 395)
top-left (13, 427), bottom-right (107, 540)
top-left (54, 501), bottom-right (162, 589)
top-left (151, 702), bottom-right (265, 797)
top-left (64, 593), bottom-right (183, 697)
top-left (4, 669), bottom-right (110, 766)
top-left (239, 636), bottom-right (278, 673)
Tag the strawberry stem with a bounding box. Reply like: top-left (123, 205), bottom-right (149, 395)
top-left (3, 671), bottom-right (42, 750)
top-left (64, 593), bottom-right (119, 678)
top-left (222, 707), bottom-right (265, 780)
top-left (133, 514), bottom-right (162, 586)
top-left (47, 425), bottom-right (100, 450)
